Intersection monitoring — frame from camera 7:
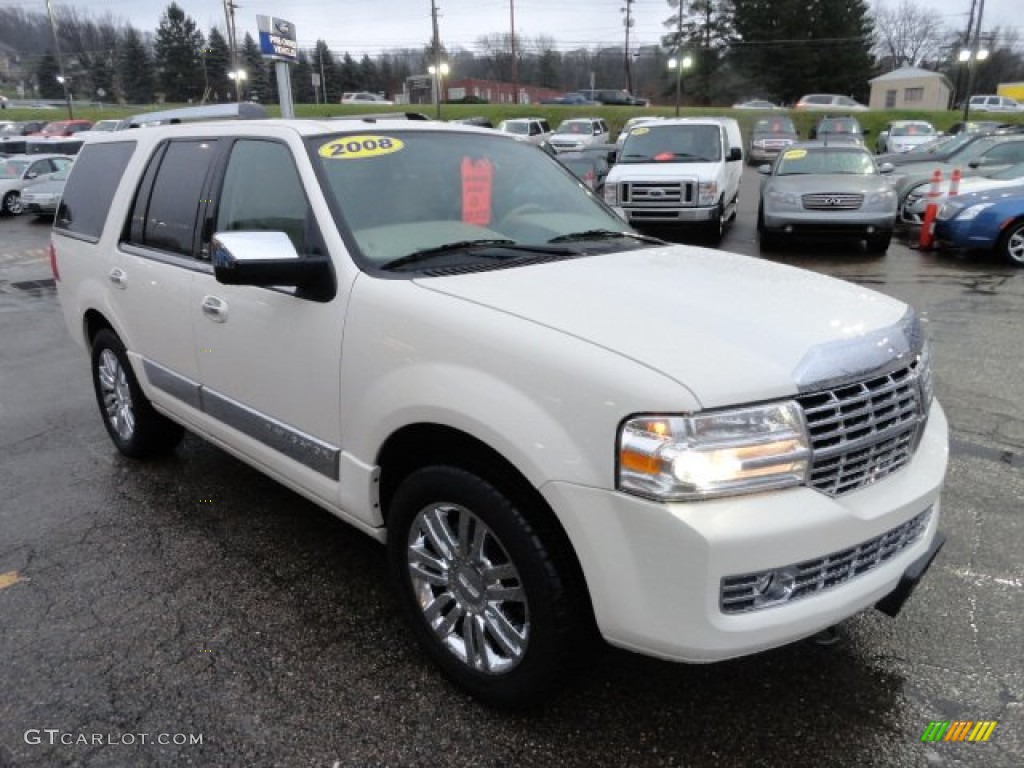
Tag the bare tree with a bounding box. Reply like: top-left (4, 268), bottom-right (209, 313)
top-left (873, 0), bottom-right (949, 69)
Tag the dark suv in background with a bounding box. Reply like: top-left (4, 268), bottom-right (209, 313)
top-left (577, 88), bottom-right (648, 107)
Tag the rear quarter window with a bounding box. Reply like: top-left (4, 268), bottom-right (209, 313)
top-left (55, 141), bottom-right (136, 241)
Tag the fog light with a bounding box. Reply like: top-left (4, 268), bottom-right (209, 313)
top-left (866, 225), bottom-right (875, 233)
top-left (752, 567), bottom-right (799, 607)
top-left (784, 225), bottom-right (793, 233)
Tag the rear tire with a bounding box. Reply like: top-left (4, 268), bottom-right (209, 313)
top-left (997, 219), bottom-right (1024, 266)
top-left (387, 465), bottom-right (587, 709)
top-left (90, 329), bottom-right (184, 458)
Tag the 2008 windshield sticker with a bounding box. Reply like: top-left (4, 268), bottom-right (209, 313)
top-left (319, 136), bottom-right (404, 159)
top-left (783, 149), bottom-right (807, 160)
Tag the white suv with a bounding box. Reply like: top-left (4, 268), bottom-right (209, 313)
top-left (53, 115), bottom-right (948, 708)
top-left (547, 118), bottom-right (610, 152)
top-left (968, 94), bottom-right (1024, 113)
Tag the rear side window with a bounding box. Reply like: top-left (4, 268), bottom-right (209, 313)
top-left (55, 141), bottom-right (136, 241)
top-left (126, 140), bottom-right (219, 256)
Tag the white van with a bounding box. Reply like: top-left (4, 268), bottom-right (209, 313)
top-left (603, 117), bottom-right (743, 243)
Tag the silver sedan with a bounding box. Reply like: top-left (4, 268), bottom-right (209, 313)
top-left (757, 143), bottom-right (897, 253)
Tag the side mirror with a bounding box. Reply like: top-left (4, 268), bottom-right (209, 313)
top-left (211, 231), bottom-right (335, 301)
top-left (878, 162), bottom-right (895, 174)
top-left (728, 146), bottom-right (742, 162)
top-left (757, 164), bottom-right (772, 175)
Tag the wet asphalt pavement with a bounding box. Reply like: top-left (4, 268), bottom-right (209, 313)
top-left (1, 168), bottom-right (1022, 768)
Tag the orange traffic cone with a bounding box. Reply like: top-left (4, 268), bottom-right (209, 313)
top-left (918, 169), bottom-right (944, 250)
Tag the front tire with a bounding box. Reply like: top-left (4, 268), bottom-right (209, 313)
top-left (2, 191), bottom-right (22, 216)
top-left (387, 466), bottom-right (585, 709)
top-left (703, 202), bottom-right (725, 245)
top-left (865, 233), bottom-right (892, 255)
top-left (90, 329), bottom-right (184, 458)
top-left (997, 219), bottom-right (1024, 266)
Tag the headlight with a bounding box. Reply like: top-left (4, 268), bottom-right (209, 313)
top-left (698, 180), bottom-right (718, 207)
top-left (617, 402), bottom-right (810, 500)
top-left (955, 203), bottom-right (992, 220)
top-left (766, 189), bottom-right (797, 207)
top-left (867, 188), bottom-right (896, 206)
top-left (603, 185), bottom-right (618, 206)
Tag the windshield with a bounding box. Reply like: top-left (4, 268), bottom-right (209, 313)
top-left (753, 118), bottom-right (795, 134)
top-left (556, 121), bottom-right (590, 135)
top-left (620, 124), bottom-right (721, 163)
top-left (891, 122), bottom-right (934, 137)
top-left (817, 119), bottom-right (860, 134)
top-left (776, 148), bottom-right (875, 175)
top-left (951, 137), bottom-right (999, 163)
top-left (499, 122), bottom-right (529, 135)
top-left (0, 159), bottom-right (28, 178)
top-left (309, 130), bottom-right (636, 270)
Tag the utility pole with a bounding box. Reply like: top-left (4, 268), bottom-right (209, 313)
top-left (223, 0), bottom-right (242, 101)
top-left (962, 0), bottom-right (986, 122)
top-left (319, 46), bottom-right (327, 104)
top-left (431, 0), bottom-right (442, 118)
top-left (45, 0), bottom-right (73, 118)
top-left (622, 0), bottom-right (634, 93)
top-left (509, 0), bottom-right (518, 104)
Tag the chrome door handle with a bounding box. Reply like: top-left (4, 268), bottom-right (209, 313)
top-left (201, 295), bottom-right (228, 322)
top-left (108, 267), bottom-right (127, 288)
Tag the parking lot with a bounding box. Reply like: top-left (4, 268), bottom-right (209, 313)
top-left (1, 165), bottom-right (1022, 767)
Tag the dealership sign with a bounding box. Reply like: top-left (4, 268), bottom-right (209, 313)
top-left (257, 16), bottom-right (297, 63)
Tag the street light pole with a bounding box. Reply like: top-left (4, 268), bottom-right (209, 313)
top-left (668, 54), bottom-right (691, 118)
top-left (45, 0), bottom-right (73, 118)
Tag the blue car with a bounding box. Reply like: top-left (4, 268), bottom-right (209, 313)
top-left (933, 183), bottom-right (1024, 266)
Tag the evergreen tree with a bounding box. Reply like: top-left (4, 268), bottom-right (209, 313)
top-left (36, 52), bottom-right (63, 99)
top-left (117, 26), bottom-right (154, 103)
top-left (661, 0), bottom-right (733, 106)
top-left (359, 54), bottom-right (379, 93)
top-left (204, 27), bottom-right (231, 102)
top-left (153, 3), bottom-right (205, 102)
top-left (292, 49), bottom-right (316, 104)
top-left (241, 33), bottom-right (268, 102)
top-left (730, 0), bottom-right (875, 103)
top-left (312, 41), bottom-right (339, 103)
top-left (339, 53), bottom-right (360, 96)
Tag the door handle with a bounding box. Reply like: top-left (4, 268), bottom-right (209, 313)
top-left (201, 295), bottom-right (228, 322)
top-left (107, 267), bottom-right (127, 288)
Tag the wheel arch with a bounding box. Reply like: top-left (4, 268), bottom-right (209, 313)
top-left (998, 214), bottom-right (1024, 265)
top-left (377, 422), bottom-right (596, 627)
top-left (83, 308), bottom-right (115, 348)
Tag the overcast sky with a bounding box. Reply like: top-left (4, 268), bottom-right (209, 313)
top-left (78, 0), bottom-right (1019, 55)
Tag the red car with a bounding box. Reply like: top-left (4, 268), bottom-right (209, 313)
top-left (29, 119), bottom-right (93, 137)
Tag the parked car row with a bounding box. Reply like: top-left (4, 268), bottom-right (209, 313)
top-left (0, 153), bottom-right (73, 216)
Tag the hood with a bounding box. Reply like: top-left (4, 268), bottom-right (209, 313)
top-left (946, 183), bottom-right (1024, 207)
top-left (768, 174), bottom-right (890, 195)
top-left (415, 245), bottom-right (908, 408)
top-left (607, 161), bottom-right (721, 181)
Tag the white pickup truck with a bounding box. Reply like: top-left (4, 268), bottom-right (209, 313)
top-left (52, 114), bottom-right (947, 708)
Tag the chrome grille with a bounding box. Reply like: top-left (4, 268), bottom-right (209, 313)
top-left (796, 362), bottom-right (926, 496)
top-left (720, 508), bottom-right (932, 613)
top-left (622, 181), bottom-right (694, 206)
top-left (801, 193), bottom-right (863, 211)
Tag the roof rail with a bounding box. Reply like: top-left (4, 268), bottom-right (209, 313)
top-left (125, 102), bottom-right (268, 128)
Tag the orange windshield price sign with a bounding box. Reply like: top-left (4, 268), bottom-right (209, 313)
top-left (461, 157), bottom-right (493, 226)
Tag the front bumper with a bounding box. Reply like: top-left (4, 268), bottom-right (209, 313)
top-left (614, 204), bottom-right (718, 225)
top-left (763, 210), bottom-right (895, 238)
top-left (542, 401), bottom-right (948, 663)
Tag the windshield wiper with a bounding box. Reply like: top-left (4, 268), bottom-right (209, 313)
top-left (380, 239), bottom-right (580, 271)
top-left (547, 229), bottom-right (665, 245)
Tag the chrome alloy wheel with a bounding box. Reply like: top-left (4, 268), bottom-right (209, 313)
top-left (97, 348), bottom-right (135, 441)
top-left (406, 503), bottom-right (529, 674)
top-left (1007, 225), bottom-right (1024, 265)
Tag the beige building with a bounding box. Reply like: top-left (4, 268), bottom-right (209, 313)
top-left (869, 66), bottom-right (952, 111)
